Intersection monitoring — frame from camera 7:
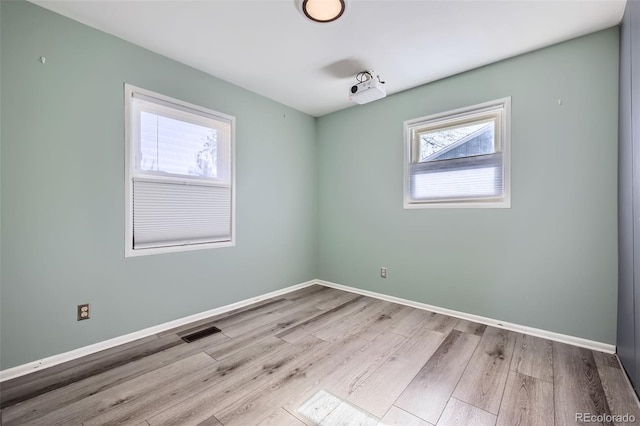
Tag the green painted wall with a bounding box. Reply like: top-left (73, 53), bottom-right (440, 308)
top-left (0, 0), bottom-right (621, 370)
top-left (0, 1), bottom-right (317, 369)
top-left (317, 28), bottom-right (619, 344)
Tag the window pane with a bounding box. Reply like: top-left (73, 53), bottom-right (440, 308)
top-left (419, 121), bottom-right (494, 162)
top-left (139, 111), bottom-right (219, 179)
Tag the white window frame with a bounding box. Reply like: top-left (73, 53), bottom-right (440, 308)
top-left (124, 84), bottom-right (236, 257)
top-left (403, 97), bottom-right (511, 209)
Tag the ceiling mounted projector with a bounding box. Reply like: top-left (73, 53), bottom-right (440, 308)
top-left (349, 70), bottom-right (386, 105)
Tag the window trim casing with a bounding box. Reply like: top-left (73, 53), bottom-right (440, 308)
top-left (403, 97), bottom-right (511, 209)
top-left (124, 83), bottom-right (236, 257)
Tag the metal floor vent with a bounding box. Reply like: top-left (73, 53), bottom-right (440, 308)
top-left (180, 326), bottom-right (222, 343)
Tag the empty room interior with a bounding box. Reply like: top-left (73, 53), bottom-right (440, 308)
top-left (2, 0), bottom-right (640, 425)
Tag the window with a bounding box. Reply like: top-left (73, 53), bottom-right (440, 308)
top-left (125, 84), bottom-right (235, 256)
top-left (404, 97), bottom-right (511, 208)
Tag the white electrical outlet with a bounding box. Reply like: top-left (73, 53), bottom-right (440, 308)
top-left (380, 267), bottom-right (387, 278)
top-left (77, 304), bottom-right (90, 321)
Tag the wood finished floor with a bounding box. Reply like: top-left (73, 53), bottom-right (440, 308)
top-left (1, 285), bottom-right (639, 426)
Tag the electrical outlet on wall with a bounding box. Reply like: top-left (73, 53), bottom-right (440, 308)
top-left (77, 304), bottom-right (90, 321)
top-left (380, 267), bottom-right (387, 278)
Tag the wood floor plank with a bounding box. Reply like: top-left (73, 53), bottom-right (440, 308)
top-left (312, 298), bottom-right (389, 342)
top-left (285, 286), bottom-right (337, 307)
top-left (91, 360), bottom-right (236, 426)
top-left (395, 330), bottom-right (481, 425)
top-left (454, 319), bottom-right (488, 336)
top-left (453, 326), bottom-right (517, 414)
top-left (147, 336), bottom-right (331, 426)
top-left (158, 297), bottom-right (288, 337)
top-left (275, 296), bottom-right (367, 343)
top-left (510, 333), bottom-right (554, 383)
top-left (219, 288), bottom-right (351, 338)
top-left (349, 303), bottom-right (412, 342)
top-left (348, 327), bottom-right (446, 418)
top-left (392, 325), bottom-right (448, 366)
top-left (257, 408), bottom-right (306, 426)
top-left (596, 364), bottom-right (640, 423)
top-left (282, 329), bottom-right (409, 420)
top-left (313, 289), bottom-right (361, 311)
top-left (282, 285), bottom-right (328, 301)
top-left (18, 352), bottom-right (216, 426)
top-left (0, 334), bottom-right (183, 409)
top-left (386, 308), bottom-right (433, 337)
top-left (593, 351), bottom-right (621, 370)
top-left (202, 333), bottom-right (286, 364)
top-left (207, 305), bottom-right (322, 360)
top-left (211, 298), bottom-right (294, 333)
top-left (379, 406), bottom-right (432, 426)
top-left (421, 312), bottom-right (459, 335)
top-left (175, 288), bottom-right (330, 339)
top-left (217, 303), bottom-right (307, 338)
top-left (496, 370), bottom-right (554, 426)
top-left (326, 329), bottom-right (409, 397)
top-left (2, 333), bottom-right (228, 425)
top-left (194, 417), bottom-right (223, 426)
top-left (0, 334), bottom-right (158, 389)
top-left (436, 398), bottom-right (497, 426)
top-left (212, 334), bottom-right (373, 426)
top-left (318, 401), bottom-right (379, 426)
top-left (294, 388), bottom-right (343, 424)
top-left (553, 341), bottom-right (613, 426)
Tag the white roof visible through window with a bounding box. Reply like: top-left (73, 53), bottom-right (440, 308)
top-left (420, 122), bottom-right (493, 162)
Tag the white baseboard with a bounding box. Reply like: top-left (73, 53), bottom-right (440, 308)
top-left (1, 277), bottom-right (617, 383)
top-left (315, 279), bottom-right (617, 354)
top-left (0, 279), bottom-right (317, 383)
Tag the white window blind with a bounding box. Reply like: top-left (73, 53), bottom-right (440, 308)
top-left (404, 98), bottom-right (511, 208)
top-left (125, 84), bottom-right (235, 256)
top-left (132, 180), bottom-right (231, 249)
top-left (409, 153), bottom-right (503, 201)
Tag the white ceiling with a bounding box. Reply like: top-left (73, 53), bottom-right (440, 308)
top-left (31, 0), bottom-right (626, 117)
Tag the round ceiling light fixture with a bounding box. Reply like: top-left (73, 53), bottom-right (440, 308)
top-left (302, 0), bottom-right (345, 23)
